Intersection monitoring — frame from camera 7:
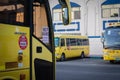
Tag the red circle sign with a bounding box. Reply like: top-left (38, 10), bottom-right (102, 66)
top-left (19, 35), bottom-right (28, 50)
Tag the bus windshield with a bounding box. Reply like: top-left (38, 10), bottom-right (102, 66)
top-left (104, 27), bottom-right (120, 49)
top-left (54, 37), bottom-right (60, 47)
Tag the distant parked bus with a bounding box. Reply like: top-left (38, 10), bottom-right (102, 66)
top-left (101, 22), bottom-right (120, 63)
top-left (54, 35), bottom-right (89, 61)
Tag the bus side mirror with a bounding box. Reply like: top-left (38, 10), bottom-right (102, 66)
top-left (101, 32), bottom-right (105, 43)
top-left (58, 0), bottom-right (71, 25)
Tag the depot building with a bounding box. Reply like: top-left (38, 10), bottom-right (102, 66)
top-left (49, 0), bottom-right (120, 57)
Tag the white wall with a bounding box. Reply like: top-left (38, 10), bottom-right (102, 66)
top-left (49, 0), bottom-right (120, 57)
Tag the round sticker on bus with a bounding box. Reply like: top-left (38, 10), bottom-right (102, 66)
top-left (19, 35), bottom-right (28, 50)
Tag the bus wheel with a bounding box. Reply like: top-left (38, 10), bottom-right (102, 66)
top-left (60, 54), bottom-right (66, 61)
top-left (80, 52), bottom-right (84, 59)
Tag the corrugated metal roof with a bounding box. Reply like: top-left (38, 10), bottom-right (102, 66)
top-left (102, 0), bottom-right (120, 5)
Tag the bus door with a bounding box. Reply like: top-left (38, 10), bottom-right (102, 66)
top-left (32, 1), bottom-right (55, 80)
top-left (32, 0), bottom-right (71, 79)
top-left (66, 38), bottom-right (72, 58)
top-left (27, 0), bottom-right (70, 80)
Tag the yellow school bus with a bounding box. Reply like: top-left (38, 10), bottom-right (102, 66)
top-left (102, 22), bottom-right (120, 63)
top-left (0, 0), bottom-right (71, 80)
top-left (54, 34), bottom-right (89, 61)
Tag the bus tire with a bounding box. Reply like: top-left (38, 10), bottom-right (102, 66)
top-left (60, 54), bottom-right (66, 61)
top-left (110, 60), bottom-right (115, 64)
top-left (80, 52), bottom-right (84, 59)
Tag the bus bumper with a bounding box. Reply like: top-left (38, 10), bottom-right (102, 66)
top-left (103, 55), bottom-right (114, 60)
top-left (103, 55), bottom-right (120, 61)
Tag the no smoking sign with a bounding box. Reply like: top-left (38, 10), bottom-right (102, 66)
top-left (19, 35), bottom-right (28, 50)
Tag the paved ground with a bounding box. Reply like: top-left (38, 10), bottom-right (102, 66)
top-left (56, 58), bottom-right (120, 80)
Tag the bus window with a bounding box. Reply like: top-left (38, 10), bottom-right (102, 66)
top-left (0, 1), bottom-right (24, 26)
top-left (70, 38), bottom-right (77, 46)
top-left (33, 2), bottom-right (50, 48)
top-left (61, 38), bottom-right (65, 46)
top-left (54, 37), bottom-right (60, 47)
top-left (77, 39), bottom-right (82, 46)
top-left (66, 38), bottom-right (70, 46)
top-left (82, 39), bottom-right (89, 45)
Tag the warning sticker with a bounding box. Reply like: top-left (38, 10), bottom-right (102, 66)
top-left (19, 35), bottom-right (28, 50)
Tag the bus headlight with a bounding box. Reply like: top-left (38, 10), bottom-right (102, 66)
top-left (104, 52), bottom-right (108, 55)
